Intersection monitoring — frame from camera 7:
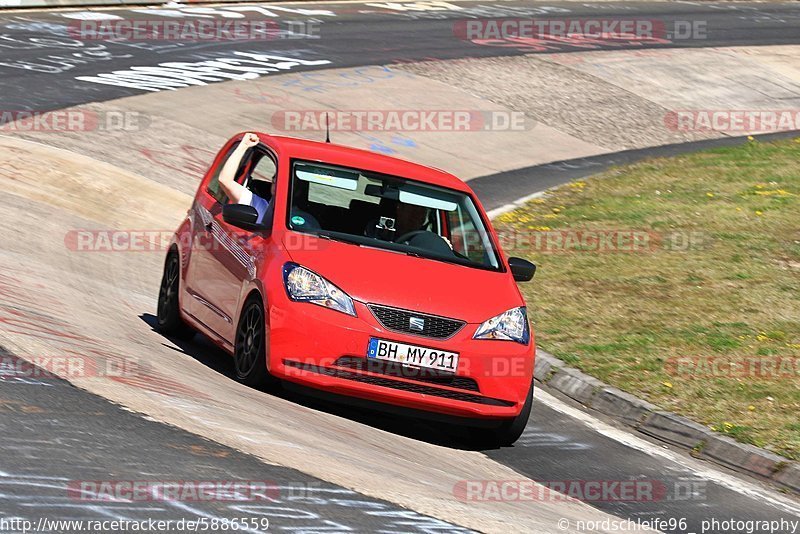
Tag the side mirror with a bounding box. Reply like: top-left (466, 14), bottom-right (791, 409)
top-left (222, 203), bottom-right (260, 230)
top-left (508, 257), bottom-right (536, 282)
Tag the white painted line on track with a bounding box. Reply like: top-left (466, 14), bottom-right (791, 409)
top-left (487, 191), bottom-right (545, 219)
top-left (535, 388), bottom-right (800, 518)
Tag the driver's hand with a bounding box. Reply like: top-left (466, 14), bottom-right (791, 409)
top-left (239, 132), bottom-right (260, 149)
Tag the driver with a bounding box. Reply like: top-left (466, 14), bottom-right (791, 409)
top-left (218, 132), bottom-right (273, 224)
top-left (393, 202), bottom-right (428, 240)
top-left (394, 202), bottom-right (454, 252)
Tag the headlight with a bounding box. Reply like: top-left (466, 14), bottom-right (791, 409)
top-left (473, 307), bottom-right (529, 344)
top-left (283, 263), bottom-right (356, 316)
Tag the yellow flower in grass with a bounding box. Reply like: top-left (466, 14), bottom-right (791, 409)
top-left (706, 192), bottom-right (714, 198)
top-left (748, 405), bottom-right (755, 411)
top-left (662, 381), bottom-right (673, 389)
top-left (755, 210), bottom-right (763, 216)
top-left (747, 136), bottom-right (755, 142)
top-left (754, 189), bottom-right (794, 197)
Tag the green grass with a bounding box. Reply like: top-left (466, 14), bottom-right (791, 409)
top-left (496, 138), bottom-right (800, 459)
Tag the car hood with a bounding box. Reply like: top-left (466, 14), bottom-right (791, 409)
top-left (283, 233), bottom-right (523, 324)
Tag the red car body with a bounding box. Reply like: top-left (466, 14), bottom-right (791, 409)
top-left (162, 132), bottom-right (536, 442)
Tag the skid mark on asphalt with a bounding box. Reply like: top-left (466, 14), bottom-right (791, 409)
top-left (516, 426), bottom-right (592, 450)
top-left (0, 263), bottom-right (210, 402)
top-left (0, 471), bottom-right (474, 532)
top-left (0, 360), bottom-right (476, 533)
top-left (278, 65), bottom-right (407, 94)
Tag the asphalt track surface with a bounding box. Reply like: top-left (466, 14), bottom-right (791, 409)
top-left (0, 347), bottom-right (474, 533)
top-left (163, 330), bottom-right (800, 534)
top-left (1, 1), bottom-right (800, 533)
top-left (0, 0), bottom-right (799, 111)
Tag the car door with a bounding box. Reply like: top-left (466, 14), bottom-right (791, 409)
top-left (208, 151), bottom-right (277, 343)
top-left (184, 143), bottom-right (273, 345)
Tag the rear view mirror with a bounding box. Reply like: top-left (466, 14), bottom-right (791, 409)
top-left (365, 183), bottom-right (400, 200)
top-left (222, 203), bottom-right (260, 230)
top-left (508, 257), bottom-right (536, 282)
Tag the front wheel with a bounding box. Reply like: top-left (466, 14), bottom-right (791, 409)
top-left (157, 251), bottom-right (195, 340)
top-left (234, 296), bottom-right (278, 389)
top-left (474, 381), bottom-right (534, 448)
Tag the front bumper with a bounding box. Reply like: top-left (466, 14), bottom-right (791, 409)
top-left (267, 297), bottom-right (535, 420)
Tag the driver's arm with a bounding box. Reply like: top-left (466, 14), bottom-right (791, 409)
top-left (218, 132), bottom-right (259, 204)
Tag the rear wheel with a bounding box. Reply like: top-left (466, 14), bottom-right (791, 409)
top-left (157, 252), bottom-right (195, 340)
top-left (234, 296), bottom-right (277, 389)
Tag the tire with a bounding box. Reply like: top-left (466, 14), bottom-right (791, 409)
top-left (157, 251), bottom-right (195, 340)
top-left (475, 380), bottom-right (534, 448)
top-left (233, 296), bottom-right (277, 389)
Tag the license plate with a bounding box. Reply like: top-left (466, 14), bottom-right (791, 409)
top-left (367, 338), bottom-right (459, 373)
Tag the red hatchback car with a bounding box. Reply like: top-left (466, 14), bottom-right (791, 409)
top-left (157, 132), bottom-right (537, 445)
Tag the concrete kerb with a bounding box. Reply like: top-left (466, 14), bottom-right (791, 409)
top-left (772, 463), bottom-right (800, 494)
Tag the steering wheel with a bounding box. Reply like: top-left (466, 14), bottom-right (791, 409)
top-left (394, 230), bottom-right (430, 244)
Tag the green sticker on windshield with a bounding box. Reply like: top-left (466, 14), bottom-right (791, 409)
top-left (291, 215), bottom-right (306, 226)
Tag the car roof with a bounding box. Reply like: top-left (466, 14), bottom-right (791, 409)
top-left (262, 134), bottom-right (471, 192)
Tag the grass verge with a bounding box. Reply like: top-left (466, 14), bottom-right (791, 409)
top-left (495, 138), bottom-right (800, 459)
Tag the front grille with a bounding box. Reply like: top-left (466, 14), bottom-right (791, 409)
top-left (333, 356), bottom-right (480, 392)
top-left (284, 360), bottom-right (514, 407)
top-left (368, 304), bottom-right (465, 339)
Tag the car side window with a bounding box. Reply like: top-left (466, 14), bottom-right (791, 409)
top-left (206, 146), bottom-right (237, 204)
top-left (245, 151), bottom-right (278, 202)
top-left (249, 153), bottom-right (277, 184)
top-left (206, 146), bottom-right (270, 204)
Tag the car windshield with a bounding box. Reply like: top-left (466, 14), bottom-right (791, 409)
top-left (287, 160), bottom-right (501, 271)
